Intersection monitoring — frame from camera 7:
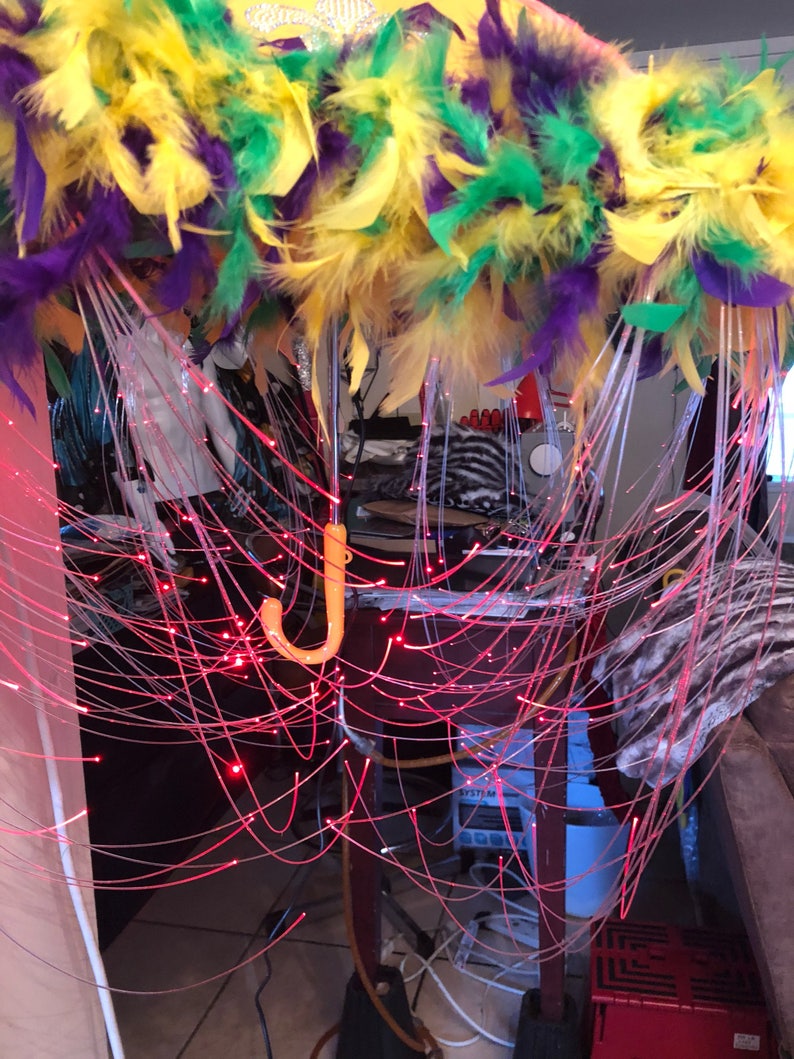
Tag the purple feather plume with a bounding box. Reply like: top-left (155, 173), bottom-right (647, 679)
top-left (422, 156), bottom-right (455, 217)
top-left (0, 0), bottom-right (41, 34)
top-left (403, 4), bottom-right (465, 39)
top-left (692, 253), bottom-right (794, 308)
top-left (637, 334), bottom-right (665, 380)
top-left (0, 47), bottom-right (46, 243)
top-left (478, 0), bottom-right (513, 62)
top-left (155, 228), bottom-right (216, 312)
top-left (459, 76), bottom-right (492, 118)
top-left (488, 264), bottom-right (600, 384)
top-left (277, 124), bottom-right (352, 223)
top-left (191, 125), bottom-right (238, 193)
top-left (12, 118), bottom-right (46, 244)
top-left (0, 187), bottom-right (132, 411)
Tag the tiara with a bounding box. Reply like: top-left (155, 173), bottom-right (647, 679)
top-left (245, 0), bottom-right (387, 44)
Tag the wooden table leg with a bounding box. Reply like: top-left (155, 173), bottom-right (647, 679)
top-left (343, 709), bottom-right (383, 981)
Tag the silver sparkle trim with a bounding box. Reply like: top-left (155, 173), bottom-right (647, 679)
top-left (292, 336), bottom-right (313, 390)
top-left (245, 0), bottom-right (387, 43)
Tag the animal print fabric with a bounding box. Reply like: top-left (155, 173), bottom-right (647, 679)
top-left (593, 560), bottom-right (794, 788)
top-left (370, 422), bottom-right (519, 517)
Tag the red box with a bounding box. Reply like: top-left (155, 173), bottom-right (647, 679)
top-left (589, 921), bottom-right (776, 1058)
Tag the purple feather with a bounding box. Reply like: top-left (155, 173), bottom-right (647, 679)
top-left (155, 228), bottom-right (216, 312)
top-left (0, 48), bottom-right (46, 242)
top-left (190, 125), bottom-right (238, 193)
top-left (478, 0), bottom-right (513, 62)
top-left (502, 284), bottom-right (523, 323)
top-left (403, 4), bottom-right (465, 39)
top-left (276, 159), bottom-right (318, 223)
top-left (121, 124), bottom-right (154, 168)
top-left (637, 334), bottom-right (665, 380)
top-left (595, 144), bottom-right (623, 208)
top-left (0, 46), bottom-right (39, 109)
top-left (422, 156), bottom-right (455, 217)
top-left (0, 0), bottom-right (41, 34)
top-left (0, 188), bottom-right (131, 410)
top-left (267, 36), bottom-right (310, 52)
top-left (0, 302), bottom-right (38, 413)
top-left (692, 253), bottom-right (794, 308)
top-left (12, 118), bottom-right (46, 243)
top-left (516, 11), bottom-right (608, 95)
top-left (277, 124), bottom-right (352, 223)
top-left (488, 264), bottom-right (599, 384)
top-left (459, 76), bottom-right (492, 117)
top-left (0, 188), bottom-right (130, 307)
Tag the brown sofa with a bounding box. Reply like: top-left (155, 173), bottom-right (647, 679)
top-left (699, 673), bottom-right (794, 1057)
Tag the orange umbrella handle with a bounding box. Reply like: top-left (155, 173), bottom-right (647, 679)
top-left (260, 522), bottom-right (348, 665)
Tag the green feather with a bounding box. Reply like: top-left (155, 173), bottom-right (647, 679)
top-left (708, 234), bottom-right (763, 275)
top-left (210, 195), bottom-right (262, 317)
top-left (536, 112), bottom-right (601, 185)
top-left (621, 302), bottom-right (686, 332)
top-left (435, 85), bottom-right (490, 167)
top-left (418, 244), bottom-right (497, 311)
top-left (41, 342), bottom-right (73, 400)
top-left (369, 15), bottom-right (403, 79)
top-left (428, 142), bottom-right (543, 254)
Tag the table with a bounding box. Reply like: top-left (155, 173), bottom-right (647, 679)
top-left (336, 595), bottom-right (583, 1052)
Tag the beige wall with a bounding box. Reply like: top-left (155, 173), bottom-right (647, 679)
top-left (0, 365), bottom-right (111, 1057)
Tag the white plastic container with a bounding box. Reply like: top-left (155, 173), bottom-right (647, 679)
top-left (521, 781), bottom-right (630, 918)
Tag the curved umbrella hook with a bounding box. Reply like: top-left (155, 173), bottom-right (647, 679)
top-left (259, 521), bottom-right (349, 666)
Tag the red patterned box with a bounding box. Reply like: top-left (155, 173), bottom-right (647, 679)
top-left (589, 921), bottom-right (776, 1058)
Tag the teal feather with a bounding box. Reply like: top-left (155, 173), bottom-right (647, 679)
top-left (418, 244), bottom-right (497, 310)
top-left (369, 15), bottom-right (404, 79)
top-left (536, 112), bottom-right (601, 185)
top-left (428, 142), bottom-right (543, 255)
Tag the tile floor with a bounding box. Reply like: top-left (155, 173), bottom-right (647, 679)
top-left (102, 769), bottom-right (698, 1059)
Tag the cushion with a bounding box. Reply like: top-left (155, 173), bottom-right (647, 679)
top-left (746, 673), bottom-right (794, 795)
top-left (704, 717), bottom-right (794, 1053)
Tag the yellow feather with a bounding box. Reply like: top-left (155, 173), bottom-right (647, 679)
top-left (35, 298), bottom-right (86, 353)
top-left (433, 148), bottom-right (486, 187)
top-left (244, 198), bottom-right (284, 249)
top-left (381, 283), bottom-right (523, 413)
top-left (605, 208), bottom-right (688, 266)
top-left (255, 72), bottom-right (317, 196)
top-left (257, 127), bottom-right (314, 198)
top-left (309, 136), bottom-right (400, 231)
top-left (142, 138), bottom-right (212, 249)
top-left (673, 340), bottom-right (706, 395)
top-left (346, 318), bottom-right (371, 396)
top-left (25, 37), bottom-right (99, 129)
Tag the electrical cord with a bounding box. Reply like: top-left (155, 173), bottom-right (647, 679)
top-left (468, 862), bottom-right (542, 920)
top-left (253, 854), bottom-right (324, 1056)
top-left (254, 953), bottom-right (274, 1059)
top-left (308, 1022), bottom-right (340, 1058)
top-left (398, 934), bottom-right (516, 1050)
